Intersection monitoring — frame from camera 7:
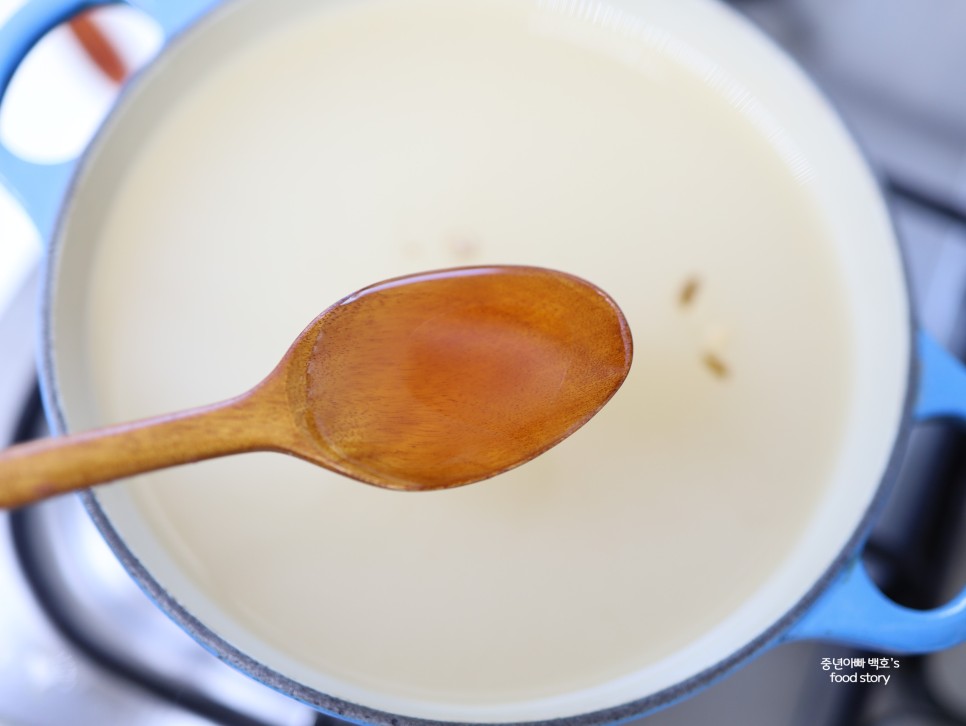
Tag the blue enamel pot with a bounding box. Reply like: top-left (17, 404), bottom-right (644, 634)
top-left (3, 0), bottom-right (966, 723)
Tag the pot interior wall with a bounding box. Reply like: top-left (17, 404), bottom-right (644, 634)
top-left (45, 0), bottom-right (910, 721)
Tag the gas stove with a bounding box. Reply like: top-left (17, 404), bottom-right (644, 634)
top-left (2, 2), bottom-right (966, 724)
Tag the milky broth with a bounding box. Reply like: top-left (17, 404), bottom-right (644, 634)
top-left (84, 0), bottom-right (851, 711)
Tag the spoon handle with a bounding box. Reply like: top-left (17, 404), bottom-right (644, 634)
top-left (0, 391), bottom-right (276, 509)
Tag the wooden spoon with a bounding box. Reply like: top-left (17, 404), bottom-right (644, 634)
top-left (0, 265), bottom-right (632, 508)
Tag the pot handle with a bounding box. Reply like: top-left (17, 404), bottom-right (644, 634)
top-left (0, 0), bottom-right (219, 239)
top-left (784, 330), bottom-right (966, 652)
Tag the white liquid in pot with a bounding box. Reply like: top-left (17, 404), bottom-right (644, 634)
top-left (85, 0), bottom-right (851, 711)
